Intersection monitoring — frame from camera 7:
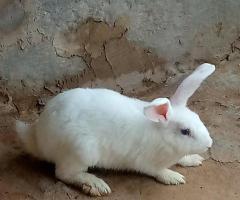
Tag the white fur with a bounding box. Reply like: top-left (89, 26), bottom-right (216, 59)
top-left (171, 63), bottom-right (215, 106)
top-left (177, 154), bottom-right (204, 167)
top-left (16, 63), bottom-right (215, 196)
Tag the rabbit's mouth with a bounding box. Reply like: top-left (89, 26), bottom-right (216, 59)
top-left (199, 146), bottom-right (211, 154)
top-left (202, 147), bottom-right (209, 152)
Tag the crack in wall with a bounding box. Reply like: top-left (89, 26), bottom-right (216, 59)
top-left (51, 18), bottom-right (166, 96)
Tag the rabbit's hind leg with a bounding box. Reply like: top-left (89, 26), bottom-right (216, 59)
top-left (55, 159), bottom-right (111, 196)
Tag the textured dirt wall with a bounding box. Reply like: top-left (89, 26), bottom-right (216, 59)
top-left (0, 0), bottom-right (240, 136)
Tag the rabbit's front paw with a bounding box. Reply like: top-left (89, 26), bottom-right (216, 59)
top-left (156, 169), bottom-right (185, 185)
top-left (177, 154), bottom-right (204, 167)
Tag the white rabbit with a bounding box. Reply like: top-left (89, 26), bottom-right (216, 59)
top-left (16, 63), bottom-right (215, 196)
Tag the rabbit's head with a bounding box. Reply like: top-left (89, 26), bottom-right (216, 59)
top-left (144, 63), bottom-right (215, 154)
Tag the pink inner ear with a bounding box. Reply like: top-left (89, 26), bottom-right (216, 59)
top-left (155, 103), bottom-right (168, 119)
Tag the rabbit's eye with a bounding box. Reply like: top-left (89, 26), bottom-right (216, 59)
top-left (181, 128), bottom-right (191, 136)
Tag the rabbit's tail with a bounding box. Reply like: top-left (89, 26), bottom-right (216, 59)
top-left (16, 120), bottom-right (39, 157)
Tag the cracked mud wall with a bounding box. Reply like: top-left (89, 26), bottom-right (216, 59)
top-left (0, 0), bottom-right (240, 161)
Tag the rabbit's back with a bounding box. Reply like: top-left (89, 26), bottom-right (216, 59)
top-left (34, 88), bottom-right (148, 165)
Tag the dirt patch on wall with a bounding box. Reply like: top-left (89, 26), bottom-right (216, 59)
top-left (52, 18), bottom-right (166, 90)
top-left (0, 18), bottom-right (169, 134)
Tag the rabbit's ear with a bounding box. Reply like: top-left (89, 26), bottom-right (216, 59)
top-left (170, 63), bottom-right (215, 106)
top-left (144, 98), bottom-right (172, 123)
